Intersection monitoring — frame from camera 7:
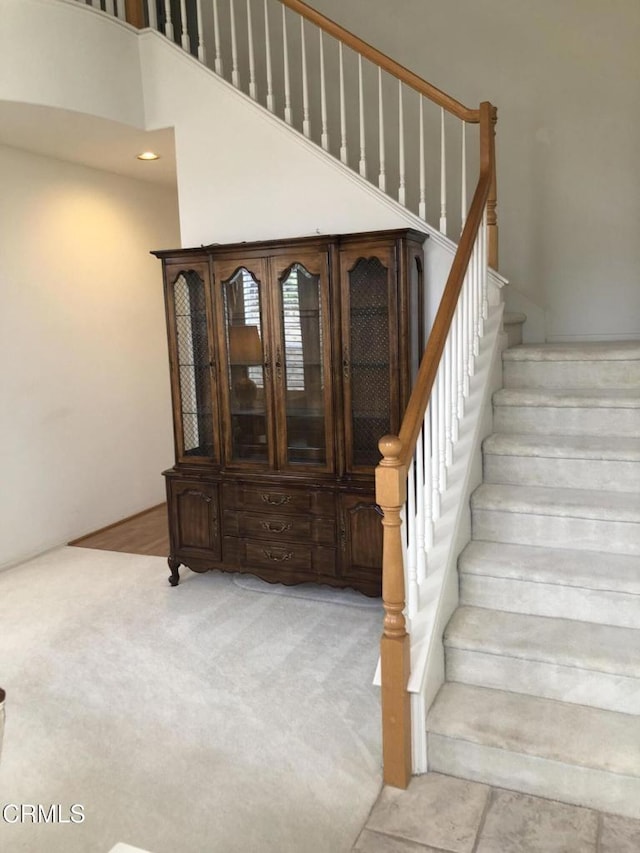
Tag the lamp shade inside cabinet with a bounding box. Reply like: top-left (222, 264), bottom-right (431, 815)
top-left (153, 229), bottom-right (426, 595)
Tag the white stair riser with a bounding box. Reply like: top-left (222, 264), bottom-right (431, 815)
top-left (472, 509), bottom-right (640, 556)
top-left (493, 404), bottom-right (640, 437)
top-left (503, 360), bottom-right (640, 390)
top-left (459, 574), bottom-right (640, 630)
top-left (446, 648), bottom-right (640, 715)
top-left (484, 454), bottom-right (640, 493)
top-left (427, 735), bottom-right (640, 820)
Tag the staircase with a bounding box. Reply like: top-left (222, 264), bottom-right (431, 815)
top-left (426, 341), bottom-right (640, 818)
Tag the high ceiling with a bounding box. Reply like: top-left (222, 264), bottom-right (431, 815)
top-left (0, 101), bottom-right (177, 187)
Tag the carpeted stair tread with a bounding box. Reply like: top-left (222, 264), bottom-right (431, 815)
top-left (483, 432), bottom-right (640, 461)
top-left (445, 606), bottom-right (640, 679)
top-left (471, 483), bottom-right (640, 523)
top-left (493, 387), bottom-right (640, 408)
top-left (427, 683), bottom-right (640, 778)
top-left (503, 342), bottom-right (640, 362)
top-left (459, 541), bottom-right (640, 595)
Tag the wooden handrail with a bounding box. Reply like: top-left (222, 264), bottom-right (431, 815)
top-left (278, 0), bottom-right (480, 123)
top-left (376, 101), bottom-right (496, 788)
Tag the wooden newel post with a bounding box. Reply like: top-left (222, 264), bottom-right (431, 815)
top-left (376, 434), bottom-right (411, 788)
top-left (125, 0), bottom-right (146, 28)
top-left (487, 105), bottom-right (498, 270)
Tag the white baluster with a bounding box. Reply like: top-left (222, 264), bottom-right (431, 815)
top-left (319, 31), bottom-right (329, 150)
top-left (443, 333), bottom-right (453, 468)
top-left (264, 0), bottom-right (274, 112)
top-left (430, 395), bottom-right (440, 521)
top-left (440, 108), bottom-right (447, 234)
top-left (300, 19), bottom-right (310, 136)
top-left (230, 0), bottom-right (240, 88)
top-left (213, 0), bottom-right (223, 75)
top-left (104, 0), bottom-right (115, 16)
top-left (398, 81), bottom-right (406, 205)
top-left (473, 238), bottom-right (481, 358)
top-left (418, 97), bottom-right (426, 219)
top-left (115, 0), bottom-right (126, 20)
top-left (460, 121), bottom-right (467, 232)
top-left (179, 0), bottom-right (190, 51)
top-left (147, 0), bottom-right (158, 30)
top-left (437, 368), bottom-right (446, 493)
top-left (194, 0), bottom-right (206, 61)
top-left (416, 427), bottom-right (426, 586)
top-left (247, 0), bottom-right (257, 98)
top-left (339, 44), bottom-right (348, 164)
top-left (358, 55), bottom-right (367, 177)
top-left (468, 252), bottom-right (477, 375)
top-left (423, 405), bottom-right (433, 550)
top-left (457, 294), bottom-right (465, 415)
top-left (462, 274), bottom-right (470, 397)
top-left (450, 306), bottom-right (459, 444)
top-left (481, 207), bottom-right (489, 322)
top-left (162, 0), bottom-right (174, 40)
top-left (444, 341), bottom-right (453, 467)
top-left (282, 6), bottom-right (292, 124)
top-left (377, 68), bottom-right (386, 191)
top-left (90, 1), bottom-right (101, 10)
top-left (406, 460), bottom-right (418, 620)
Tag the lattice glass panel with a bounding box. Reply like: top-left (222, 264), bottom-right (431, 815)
top-left (172, 271), bottom-right (214, 457)
top-left (349, 257), bottom-right (389, 467)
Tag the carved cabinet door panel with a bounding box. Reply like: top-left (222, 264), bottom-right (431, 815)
top-left (339, 493), bottom-right (383, 595)
top-left (169, 480), bottom-right (221, 561)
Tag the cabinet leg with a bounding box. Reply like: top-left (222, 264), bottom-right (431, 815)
top-left (168, 556), bottom-right (181, 587)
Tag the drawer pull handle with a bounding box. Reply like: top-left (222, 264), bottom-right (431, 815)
top-left (261, 493), bottom-right (292, 506)
top-left (261, 521), bottom-right (292, 534)
top-left (263, 549), bottom-right (293, 562)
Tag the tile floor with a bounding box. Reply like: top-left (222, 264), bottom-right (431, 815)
top-left (352, 773), bottom-right (640, 853)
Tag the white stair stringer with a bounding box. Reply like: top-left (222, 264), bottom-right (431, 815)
top-left (426, 341), bottom-right (640, 817)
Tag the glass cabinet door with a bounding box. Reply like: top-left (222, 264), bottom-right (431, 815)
top-left (217, 261), bottom-right (273, 467)
top-left (340, 246), bottom-right (399, 472)
top-left (271, 255), bottom-right (334, 472)
top-left (166, 264), bottom-right (218, 463)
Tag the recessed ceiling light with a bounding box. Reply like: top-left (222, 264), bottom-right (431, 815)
top-left (137, 151), bottom-right (160, 161)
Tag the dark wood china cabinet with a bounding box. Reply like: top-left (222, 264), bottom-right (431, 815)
top-left (153, 228), bottom-right (426, 596)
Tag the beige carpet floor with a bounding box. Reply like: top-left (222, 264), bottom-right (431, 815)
top-left (0, 547), bottom-right (383, 852)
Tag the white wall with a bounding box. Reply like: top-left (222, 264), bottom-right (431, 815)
top-left (303, 0), bottom-right (640, 342)
top-left (0, 0), bottom-right (144, 127)
top-left (0, 144), bottom-right (180, 569)
top-left (139, 33), bottom-right (428, 246)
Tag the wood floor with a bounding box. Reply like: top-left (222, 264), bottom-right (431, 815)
top-left (69, 504), bottom-right (170, 558)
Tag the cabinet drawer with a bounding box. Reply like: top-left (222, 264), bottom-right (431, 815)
top-left (224, 511), bottom-right (335, 546)
top-left (224, 537), bottom-right (336, 575)
top-left (223, 482), bottom-right (335, 516)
